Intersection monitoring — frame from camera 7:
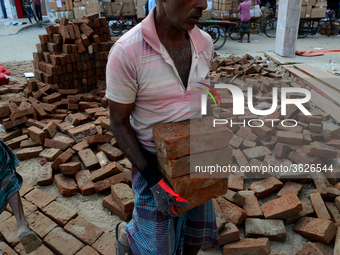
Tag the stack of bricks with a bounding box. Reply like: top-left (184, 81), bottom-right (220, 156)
top-left (33, 13), bottom-right (114, 94)
top-left (0, 180), bottom-right (116, 254)
top-left (152, 116), bottom-right (234, 213)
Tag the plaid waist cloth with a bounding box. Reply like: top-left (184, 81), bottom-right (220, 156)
top-left (0, 140), bottom-right (22, 214)
top-left (240, 20), bottom-right (251, 33)
top-left (126, 165), bottom-right (219, 255)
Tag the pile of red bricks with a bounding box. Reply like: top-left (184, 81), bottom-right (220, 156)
top-left (0, 181), bottom-right (116, 255)
top-left (0, 79), bottom-right (134, 222)
top-left (209, 54), bottom-right (285, 82)
top-left (33, 13), bottom-right (114, 94)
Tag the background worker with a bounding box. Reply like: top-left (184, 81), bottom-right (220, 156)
top-left (0, 141), bottom-right (42, 254)
top-left (23, 0), bottom-right (38, 24)
top-left (106, 0), bottom-right (219, 254)
top-left (238, 0), bottom-right (252, 43)
top-left (33, 0), bottom-right (42, 22)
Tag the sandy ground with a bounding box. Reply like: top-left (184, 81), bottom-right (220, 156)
top-left (0, 24), bottom-right (339, 254)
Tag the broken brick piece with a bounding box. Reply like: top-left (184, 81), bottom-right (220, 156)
top-left (293, 217), bottom-right (337, 244)
top-left (54, 174), bottom-right (79, 197)
top-left (261, 194), bottom-right (302, 219)
top-left (102, 195), bottom-right (133, 222)
top-left (248, 177), bottom-right (283, 199)
top-left (75, 170), bottom-right (95, 196)
top-left (59, 162), bottom-right (81, 175)
top-left (78, 148), bottom-right (100, 170)
top-left (28, 126), bottom-right (46, 145)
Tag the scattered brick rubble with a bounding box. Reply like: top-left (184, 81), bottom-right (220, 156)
top-left (0, 51), bottom-right (340, 254)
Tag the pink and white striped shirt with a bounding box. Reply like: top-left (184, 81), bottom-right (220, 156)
top-left (106, 7), bottom-right (214, 153)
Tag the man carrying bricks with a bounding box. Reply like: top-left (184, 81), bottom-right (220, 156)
top-left (0, 140), bottom-right (42, 253)
top-left (106, 0), bottom-right (218, 254)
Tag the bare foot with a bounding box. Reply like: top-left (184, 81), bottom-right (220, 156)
top-left (238, 40), bottom-right (243, 43)
top-left (247, 40), bottom-right (250, 43)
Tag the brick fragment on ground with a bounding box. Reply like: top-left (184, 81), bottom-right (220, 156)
top-left (223, 189), bottom-right (245, 207)
top-left (325, 202), bottom-right (340, 224)
top-left (293, 217), bottom-right (337, 244)
top-left (20, 138), bottom-right (40, 149)
top-left (102, 194), bottom-right (133, 222)
top-left (28, 126), bottom-right (47, 144)
top-left (96, 151), bottom-right (110, 167)
top-left (243, 146), bottom-right (272, 161)
top-left (43, 227), bottom-right (85, 255)
top-left (42, 121), bottom-right (57, 139)
top-left (216, 196), bottom-right (246, 226)
top-left (37, 162), bottom-right (54, 186)
top-left (276, 131), bottom-right (303, 145)
top-left (67, 123), bottom-right (97, 140)
top-left (54, 173), bottom-right (79, 197)
top-left (111, 183), bottom-right (134, 213)
top-left (78, 148), bottom-right (100, 170)
top-left (39, 147), bottom-right (62, 161)
top-left (91, 159), bottom-right (123, 181)
top-left (218, 223), bottom-right (240, 246)
top-left (75, 170), bottom-right (95, 196)
top-left (228, 173), bottom-right (244, 191)
top-left (212, 198), bottom-right (227, 231)
top-left (51, 148), bottom-right (75, 170)
top-left (42, 201), bottom-right (78, 227)
top-left (94, 173), bottom-right (128, 193)
top-left (59, 162), bottom-right (81, 175)
top-left (72, 139), bottom-right (89, 152)
top-left (16, 146), bottom-right (44, 160)
top-left (310, 193), bottom-right (331, 220)
top-left (223, 238), bottom-right (271, 255)
top-left (245, 218), bottom-right (286, 241)
top-left (97, 143), bottom-right (124, 161)
top-left (44, 138), bottom-right (70, 151)
top-left (64, 216), bottom-right (104, 245)
top-left (261, 194), bottom-right (302, 219)
top-left (295, 242), bottom-right (324, 255)
top-left (277, 181), bottom-right (302, 198)
top-left (239, 191), bottom-right (263, 218)
top-left (248, 177), bottom-right (283, 198)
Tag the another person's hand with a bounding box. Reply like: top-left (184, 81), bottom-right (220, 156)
top-left (141, 164), bottom-right (190, 217)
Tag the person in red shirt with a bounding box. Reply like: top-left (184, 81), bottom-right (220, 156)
top-left (238, 0), bottom-right (252, 43)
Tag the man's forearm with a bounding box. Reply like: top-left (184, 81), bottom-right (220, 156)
top-left (110, 122), bottom-right (149, 172)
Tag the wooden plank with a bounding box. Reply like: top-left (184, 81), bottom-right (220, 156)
top-left (310, 90), bottom-right (340, 123)
top-left (293, 63), bottom-right (340, 93)
top-left (284, 65), bottom-right (340, 108)
top-left (262, 51), bottom-right (303, 65)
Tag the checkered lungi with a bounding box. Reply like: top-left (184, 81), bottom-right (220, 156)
top-left (126, 165), bottom-right (219, 255)
top-left (0, 140), bottom-right (22, 214)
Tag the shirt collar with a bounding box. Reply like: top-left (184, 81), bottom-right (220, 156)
top-left (141, 6), bottom-right (205, 55)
